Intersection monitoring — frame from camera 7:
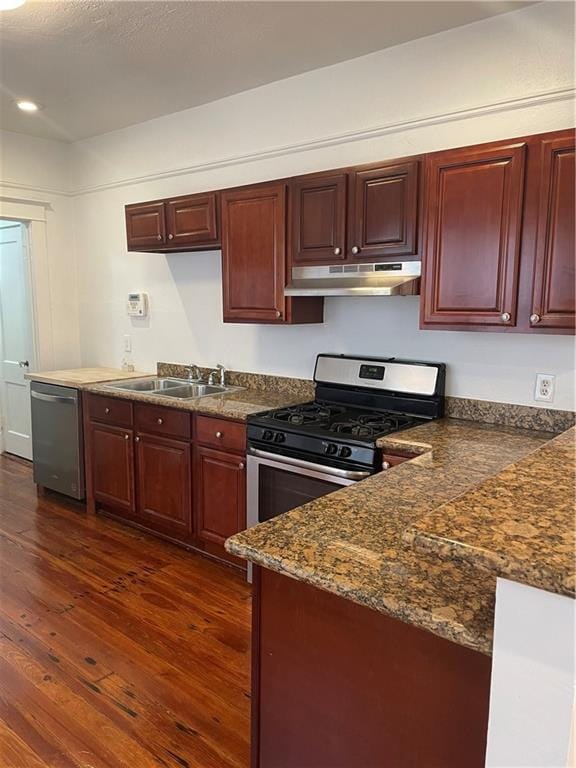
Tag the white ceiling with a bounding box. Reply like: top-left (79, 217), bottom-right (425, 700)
top-left (0, 0), bottom-right (534, 142)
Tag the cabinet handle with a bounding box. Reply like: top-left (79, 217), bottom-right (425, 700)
top-left (125, 434), bottom-right (130, 440)
top-left (135, 436), bottom-right (140, 442)
top-left (105, 407), bottom-right (110, 414)
top-left (238, 462), bottom-right (245, 470)
top-left (500, 312), bottom-right (511, 323)
top-left (168, 234), bottom-right (174, 240)
top-left (215, 431), bottom-right (223, 438)
top-left (157, 418), bottom-right (163, 425)
top-left (351, 245), bottom-right (360, 255)
top-left (530, 313), bottom-right (541, 324)
top-left (334, 247), bottom-right (341, 256)
top-left (382, 461), bottom-right (391, 470)
top-left (275, 310), bottom-right (282, 319)
top-left (156, 234), bottom-right (162, 241)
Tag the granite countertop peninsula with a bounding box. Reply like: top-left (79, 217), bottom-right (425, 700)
top-left (26, 367), bottom-right (149, 388)
top-left (227, 418), bottom-right (565, 655)
top-left (405, 426), bottom-right (575, 597)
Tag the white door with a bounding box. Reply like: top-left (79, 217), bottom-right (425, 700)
top-left (0, 221), bottom-right (35, 459)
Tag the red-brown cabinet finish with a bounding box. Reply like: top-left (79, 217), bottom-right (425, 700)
top-left (135, 433), bottom-right (192, 539)
top-left (165, 193), bottom-right (219, 248)
top-left (421, 141), bottom-right (526, 328)
top-left (125, 202), bottom-right (166, 250)
top-left (349, 160), bottom-right (419, 261)
top-left (194, 446), bottom-right (246, 554)
top-left (529, 134), bottom-right (575, 331)
top-left (221, 183), bottom-right (323, 324)
top-left (291, 173), bottom-right (347, 264)
top-left (87, 422), bottom-right (136, 518)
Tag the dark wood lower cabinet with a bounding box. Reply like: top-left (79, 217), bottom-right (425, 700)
top-left (86, 422), bottom-right (136, 518)
top-left (135, 432), bottom-right (192, 539)
top-left (252, 566), bottom-right (491, 768)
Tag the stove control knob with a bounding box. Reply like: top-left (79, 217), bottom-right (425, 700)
top-left (339, 446), bottom-right (352, 458)
top-left (274, 433), bottom-right (286, 443)
top-left (262, 430), bottom-right (274, 441)
top-left (325, 443), bottom-right (338, 455)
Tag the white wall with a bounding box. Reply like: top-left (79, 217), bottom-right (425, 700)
top-left (8, 2), bottom-right (576, 409)
top-left (0, 130), bottom-right (81, 369)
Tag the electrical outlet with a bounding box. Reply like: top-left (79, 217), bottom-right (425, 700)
top-left (124, 334), bottom-right (132, 353)
top-left (534, 373), bottom-right (555, 403)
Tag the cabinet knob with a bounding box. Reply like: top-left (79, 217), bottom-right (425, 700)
top-left (168, 234), bottom-right (174, 240)
top-left (135, 436), bottom-right (140, 442)
top-left (125, 434), bottom-right (130, 440)
top-left (275, 310), bottom-right (282, 319)
top-left (500, 312), bottom-right (511, 323)
top-left (156, 234), bottom-right (162, 241)
top-left (215, 431), bottom-right (223, 438)
top-left (530, 313), bottom-right (541, 324)
top-left (105, 407), bottom-right (110, 414)
top-left (238, 462), bottom-right (245, 470)
top-left (334, 247), bottom-right (341, 256)
top-left (157, 417), bottom-right (163, 425)
top-left (351, 245), bottom-right (360, 255)
top-left (382, 461), bottom-right (391, 470)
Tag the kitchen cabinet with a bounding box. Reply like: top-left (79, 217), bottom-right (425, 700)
top-left (125, 192), bottom-right (220, 252)
top-left (528, 133), bottom-right (575, 331)
top-left (84, 395), bottom-right (247, 567)
top-left (421, 140), bottom-right (526, 328)
top-left (86, 422), bottom-right (136, 518)
top-left (291, 173), bottom-right (348, 264)
top-left (221, 183), bottom-right (324, 324)
top-left (348, 160), bottom-right (419, 261)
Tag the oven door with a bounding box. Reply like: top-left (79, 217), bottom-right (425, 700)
top-left (247, 447), bottom-right (370, 528)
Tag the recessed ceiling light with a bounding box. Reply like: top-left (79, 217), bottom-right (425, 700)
top-left (0, 0), bottom-right (26, 9)
top-left (16, 99), bottom-right (40, 113)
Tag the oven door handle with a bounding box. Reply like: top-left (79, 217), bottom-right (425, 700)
top-left (248, 447), bottom-right (372, 480)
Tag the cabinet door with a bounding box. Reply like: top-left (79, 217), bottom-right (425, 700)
top-left (88, 422), bottom-right (135, 517)
top-left (221, 183), bottom-right (287, 322)
top-left (529, 134), bottom-right (575, 331)
top-left (135, 433), bottom-right (192, 540)
top-left (291, 173), bottom-right (347, 264)
top-left (194, 446), bottom-right (246, 549)
top-left (165, 193), bottom-right (219, 248)
top-left (125, 202), bottom-right (166, 250)
top-left (421, 142), bottom-right (526, 328)
top-left (349, 161), bottom-right (419, 261)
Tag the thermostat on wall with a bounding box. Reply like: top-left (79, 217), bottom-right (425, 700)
top-left (127, 292), bottom-right (149, 317)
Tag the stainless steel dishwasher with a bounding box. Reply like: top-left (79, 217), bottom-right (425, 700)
top-left (30, 381), bottom-right (85, 499)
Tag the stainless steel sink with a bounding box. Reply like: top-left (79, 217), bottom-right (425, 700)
top-left (103, 377), bottom-right (243, 399)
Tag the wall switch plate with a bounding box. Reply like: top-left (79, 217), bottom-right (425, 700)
top-left (124, 334), bottom-right (132, 353)
top-left (534, 373), bottom-right (555, 403)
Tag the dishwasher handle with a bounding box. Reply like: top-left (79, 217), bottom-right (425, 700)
top-left (31, 390), bottom-right (77, 405)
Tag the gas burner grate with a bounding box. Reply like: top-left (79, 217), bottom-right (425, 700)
top-left (330, 412), bottom-right (412, 438)
top-left (271, 403), bottom-right (345, 426)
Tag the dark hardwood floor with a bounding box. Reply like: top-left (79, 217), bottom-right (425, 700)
top-left (0, 454), bottom-right (251, 768)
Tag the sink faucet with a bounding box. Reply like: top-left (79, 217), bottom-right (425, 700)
top-left (186, 364), bottom-right (202, 382)
top-left (207, 364), bottom-right (226, 386)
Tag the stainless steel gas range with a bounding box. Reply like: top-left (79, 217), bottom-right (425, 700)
top-left (246, 354), bottom-right (445, 534)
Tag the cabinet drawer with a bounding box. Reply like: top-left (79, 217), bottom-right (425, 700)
top-left (135, 403), bottom-right (191, 440)
top-left (86, 393), bottom-right (133, 427)
top-left (195, 415), bottom-right (246, 453)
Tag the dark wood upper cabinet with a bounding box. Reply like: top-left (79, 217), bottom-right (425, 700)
top-left (421, 141), bottom-right (526, 328)
top-left (349, 160), bottom-right (419, 261)
top-left (135, 432), bottom-right (192, 539)
top-left (87, 422), bottom-right (136, 518)
top-left (125, 202), bottom-right (166, 250)
top-left (291, 173), bottom-right (347, 264)
top-left (165, 193), bottom-right (219, 248)
top-left (529, 133), bottom-right (575, 331)
top-left (222, 182), bottom-right (323, 324)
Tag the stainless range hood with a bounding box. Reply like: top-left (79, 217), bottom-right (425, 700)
top-left (284, 261), bottom-right (421, 297)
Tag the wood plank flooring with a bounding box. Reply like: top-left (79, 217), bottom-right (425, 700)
top-left (0, 454), bottom-right (251, 768)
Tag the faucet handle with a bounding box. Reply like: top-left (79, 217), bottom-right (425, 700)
top-left (215, 363), bottom-right (226, 386)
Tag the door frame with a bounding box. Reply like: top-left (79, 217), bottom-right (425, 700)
top-left (0, 196), bottom-right (53, 454)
